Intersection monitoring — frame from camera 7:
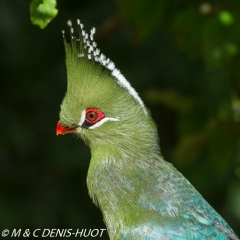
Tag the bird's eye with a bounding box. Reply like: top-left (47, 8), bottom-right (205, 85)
top-left (86, 111), bottom-right (98, 121)
top-left (81, 107), bottom-right (118, 129)
top-left (84, 108), bottom-right (105, 125)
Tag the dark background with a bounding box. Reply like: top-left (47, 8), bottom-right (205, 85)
top-left (0, 0), bottom-right (240, 239)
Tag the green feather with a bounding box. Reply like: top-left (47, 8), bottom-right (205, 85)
top-left (58, 20), bottom-right (238, 240)
top-left (59, 19), bottom-right (161, 236)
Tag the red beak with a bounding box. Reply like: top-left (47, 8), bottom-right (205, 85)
top-left (56, 120), bottom-right (77, 135)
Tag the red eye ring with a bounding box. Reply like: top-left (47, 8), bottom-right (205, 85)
top-left (85, 108), bottom-right (105, 124)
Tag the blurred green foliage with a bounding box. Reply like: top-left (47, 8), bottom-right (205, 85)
top-left (0, 0), bottom-right (239, 239)
top-left (30, 0), bottom-right (58, 29)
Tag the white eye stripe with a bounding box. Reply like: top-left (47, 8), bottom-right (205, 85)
top-left (78, 110), bottom-right (119, 129)
top-left (79, 110), bottom-right (86, 126)
top-left (88, 117), bottom-right (119, 129)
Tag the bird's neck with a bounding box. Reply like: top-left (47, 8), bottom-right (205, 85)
top-left (86, 122), bottom-right (162, 238)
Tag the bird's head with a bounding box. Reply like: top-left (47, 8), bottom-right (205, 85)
top-left (57, 20), bottom-right (150, 148)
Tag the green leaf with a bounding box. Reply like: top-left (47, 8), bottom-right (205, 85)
top-left (218, 10), bottom-right (235, 26)
top-left (30, 0), bottom-right (58, 29)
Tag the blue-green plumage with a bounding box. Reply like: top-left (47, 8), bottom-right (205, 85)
top-left (57, 19), bottom-right (239, 240)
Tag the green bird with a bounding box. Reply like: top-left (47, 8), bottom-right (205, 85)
top-left (56, 19), bottom-right (239, 240)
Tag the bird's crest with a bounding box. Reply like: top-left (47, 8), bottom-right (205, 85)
top-left (62, 19), bottom-right (147, 114)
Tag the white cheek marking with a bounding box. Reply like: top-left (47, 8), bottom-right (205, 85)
top-left (79, 110), bottom-right (86, 126)
top-left (88, 117), bottom-right (119, 130)
top-left (78, 109), bottom-right (119, 129)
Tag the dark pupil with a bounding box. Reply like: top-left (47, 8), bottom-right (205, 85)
top-left (87, 111), bottom-right (97, 121)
